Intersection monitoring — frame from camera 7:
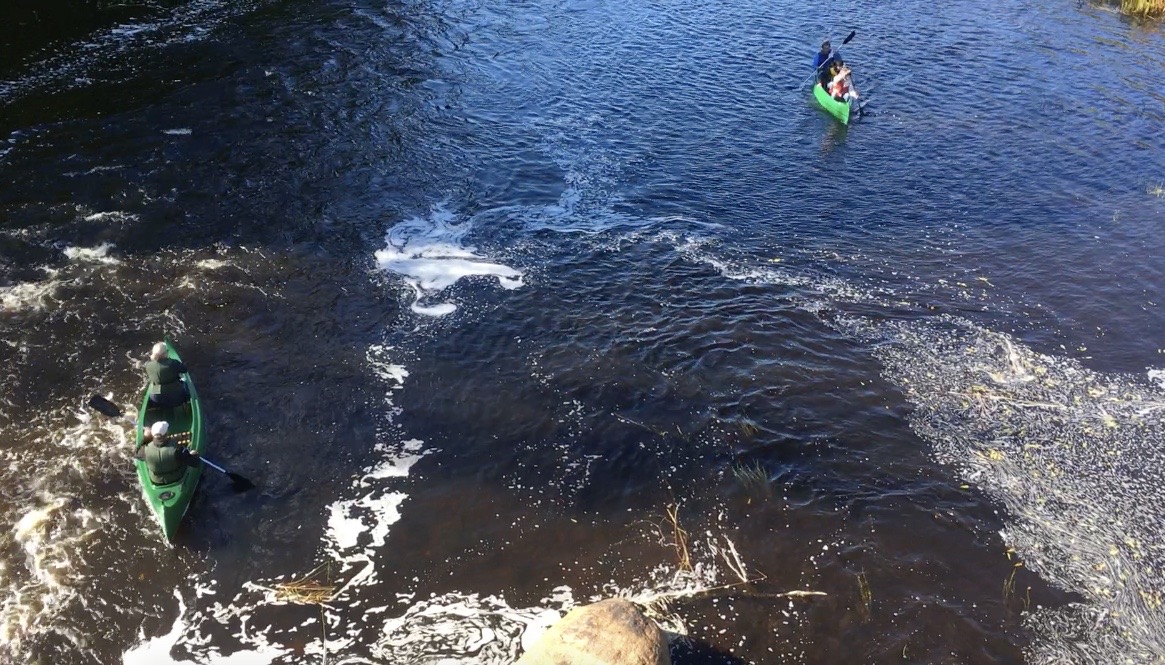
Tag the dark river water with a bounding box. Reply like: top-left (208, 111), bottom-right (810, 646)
top-left (2, 0), bottom-right (1165, 663)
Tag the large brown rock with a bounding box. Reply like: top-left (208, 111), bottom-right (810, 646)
top-left (516, 598), bottom-right (671, 665)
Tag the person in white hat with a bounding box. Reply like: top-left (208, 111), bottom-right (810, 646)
top-left (133, 420), bottom-right (200, 485)
top-left (145, 342), bottom-right (190, 408)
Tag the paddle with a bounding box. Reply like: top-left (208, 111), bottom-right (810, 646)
top-left (87, 394), bottom-right (256, 492)
top-left (801, 30), bottom-right (856, 89)
top-left (200, 458), bottom-right (256, 492)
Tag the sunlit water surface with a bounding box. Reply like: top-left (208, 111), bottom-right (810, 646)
top-left (1, 0), bottom-right (1164, 663)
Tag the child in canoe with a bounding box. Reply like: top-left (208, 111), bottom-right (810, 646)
top-left (827, 58), bottom-right (859, 102)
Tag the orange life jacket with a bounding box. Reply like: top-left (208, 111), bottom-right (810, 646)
top-left (829, 77), bottom-right (849, 98)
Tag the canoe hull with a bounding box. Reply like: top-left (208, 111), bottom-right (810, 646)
top-left (813, 83), bottom-right (851, 125)
top-left (135, 338), bottom-right (203, 542)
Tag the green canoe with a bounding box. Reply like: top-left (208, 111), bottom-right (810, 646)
top-left (134, 337), bottom-right (204, 541)
top-left (813, 83), bottom-right (851, 125)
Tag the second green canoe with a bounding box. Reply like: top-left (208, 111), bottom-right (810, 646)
top-left (813, 83), bottom-right (852, 125)
top-left (134, 337), bottom-right (204, 541)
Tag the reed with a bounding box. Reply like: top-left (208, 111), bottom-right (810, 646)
top-left (1120, 0), bottom-right (1165, 17)
top-left (275, 563), bottom-right (338, 604)
top-left (664, 503), bottom-right (693, 572)
top-left (271, 564), bottom-right (338, 665)
top-left (732, 461), bottom-right (772, 500)
top-left (1002, 561), bottom-right (1030, 612)
top-left (856, 571), bottom-right (872, 619)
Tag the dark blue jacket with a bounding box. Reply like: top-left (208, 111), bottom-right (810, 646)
top-left (812, 51), bottom-right (835, 86)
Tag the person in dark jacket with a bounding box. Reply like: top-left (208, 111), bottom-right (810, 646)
top-left (812, 40), bottom-right (834, 88)
top-left (145, 342), bottom-right (189, 407)
top-left (134, 421), bottom-right (199, 485)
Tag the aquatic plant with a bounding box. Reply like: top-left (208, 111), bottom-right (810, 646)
top-left (664, 503), bottom-right (693, 572)
top-left (856, 570), bottom-right (872, 619)
top-left (732, 461), bottom-right (772, 500)
top-left (1118, 0), bottom-right (1165, 18)
top-left (274, 563), bottom-right (338, 604)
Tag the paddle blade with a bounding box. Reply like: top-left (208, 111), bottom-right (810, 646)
top-left (88, 395), bottom-right (123, 419)
top-left (227, 473), bottom-right (256, 492)
top-left (842, 30), bottom-right (856, 45)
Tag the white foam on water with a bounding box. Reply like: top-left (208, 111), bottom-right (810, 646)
top-left (123, 591), bottom-right (287, 665)
top-left (2, 498), bottom-right (94, 647)
top-left (0, 407), bottom-right (145, 661)
top-left (1147, 368), bottom-right (1165, 391)
top-left (463, 114), bottom-right (672, 238)
top-left (0, 279), bottom-right (59, 314)
top-left (324, 490), bottom-right (408, 556)
top-left (194, 259), bottom-right (230, 271)
top-left (410, 299), bottom-right (458, 317)
top-left (323, 458), bottom-right (417, 569)
top-left (1, 244), bottom-right (122, 314)
top-left (321, 347), bottom-right (423, 578)
top-left (163, 128), bottom-right (193, 136)
top-left (82, 211), bottom-right (139, 225)
top-left (361, 438), bottom-right (424, 484)
top-left (675, 237), bottom-right (889, 308)
top-left (517, 114), bottom-right (647, 236)
top-left (63, 242), bottom-right (121, 265)
top-left (375, 207), bottom-right (524, 316)
top-left (368, 588), bottom-right (573, 664)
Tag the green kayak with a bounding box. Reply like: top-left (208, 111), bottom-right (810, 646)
top-left (813, 83), bottom-right (851, 125)
top-left (134, 337), bottom-right (204, 541)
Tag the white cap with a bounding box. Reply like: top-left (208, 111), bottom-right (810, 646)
top-left (151, 421), bottom-right (169, 437)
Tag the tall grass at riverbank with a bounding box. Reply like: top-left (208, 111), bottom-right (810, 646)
top-left (1120, 0), bottom-right (1165, 18)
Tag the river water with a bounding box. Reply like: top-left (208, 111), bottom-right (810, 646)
top-left (1, 0), bottom-right (1164, 663)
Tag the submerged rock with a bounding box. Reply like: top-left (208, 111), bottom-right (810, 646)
top-left (516, 599), bottom-right (670, 665)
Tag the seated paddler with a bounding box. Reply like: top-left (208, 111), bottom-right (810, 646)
top-left (813, 40), bottom-right (834, 88)
top-left (134, 421), bottom-right (200, 485)
top-left (145, 342), bottom-right (189, 407)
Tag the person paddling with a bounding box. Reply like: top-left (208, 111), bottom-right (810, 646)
top-left (145, 342), bottom-right (189, 408)
top-left (134, 421), bottom-right (200, 485)
top-left (812, 40), bottom-right (834, 88)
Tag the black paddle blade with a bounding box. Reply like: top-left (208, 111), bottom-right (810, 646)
top-left (842, 30), bottom-right (856, 45)
top-left (227, 473), bottom-right (256, 492)
top-left (88, 395), bottom-right (123, 419)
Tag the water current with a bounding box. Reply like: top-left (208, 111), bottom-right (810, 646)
top-left (1, 0), bottom-right (1164, 663)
